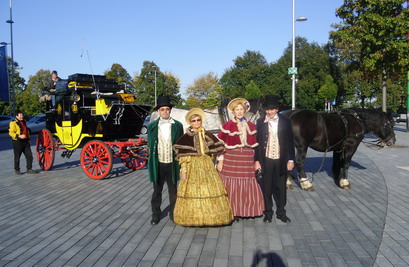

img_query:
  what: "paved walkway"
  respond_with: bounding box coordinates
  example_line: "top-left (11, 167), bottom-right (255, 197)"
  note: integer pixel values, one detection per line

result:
top-left (0, 123), bottom-right (408, 267)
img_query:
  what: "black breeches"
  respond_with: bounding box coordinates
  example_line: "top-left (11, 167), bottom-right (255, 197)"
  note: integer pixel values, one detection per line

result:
top-left (263, 158), bottom-right (287, 217)
top-left (151, 162), bottom-right (177, 220)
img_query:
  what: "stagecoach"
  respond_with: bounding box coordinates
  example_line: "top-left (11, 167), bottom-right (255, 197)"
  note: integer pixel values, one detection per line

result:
top-left (35, 73), bottom-right (151, 179)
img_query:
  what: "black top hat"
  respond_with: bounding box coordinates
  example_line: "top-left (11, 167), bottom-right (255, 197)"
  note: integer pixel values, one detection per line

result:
top-left (263, 95), bottom-right (281, 110)
top-left (155, 95), bottom-right (173, 110)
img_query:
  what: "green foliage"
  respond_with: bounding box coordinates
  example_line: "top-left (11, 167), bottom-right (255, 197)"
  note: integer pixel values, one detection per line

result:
top-left (220, 50), bottom-right (271, 98)
top-left (185, 72), bottom-right (222, 109)
top-left (318, 75), bottom-right (338, 102)
top-left (330, 0), bottom-right (409, 110)
top-left (267, 37), bottom-right (333, 110)
top-left (244, 80), bottom-right (262, 100)
top-left (18, 69), bottom-right (51, 115)
top-left (104, 63), bottom-right (133, 92)
top-left (133, 61), bottom-right (182, 108)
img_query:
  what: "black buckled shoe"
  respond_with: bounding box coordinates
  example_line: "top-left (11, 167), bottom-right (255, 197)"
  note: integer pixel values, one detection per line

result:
top-left (276, 215), bottom-right (291, 223)
top-left (263, 215), bottom-right (272, 223)
top-left (151, 218), bottom-right (160, 226)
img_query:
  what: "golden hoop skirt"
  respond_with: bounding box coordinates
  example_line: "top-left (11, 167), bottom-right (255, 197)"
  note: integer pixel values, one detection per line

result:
top-left (174, 155), bottom-right (234, 226)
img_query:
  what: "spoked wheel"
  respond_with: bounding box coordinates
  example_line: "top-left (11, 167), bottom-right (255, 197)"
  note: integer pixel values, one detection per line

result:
top-left (121, 147), bottom-right (148, 170)
top-left (36, 129), bottom-right (55, 171)
top-left (80, 140), bottom-right (113, 179)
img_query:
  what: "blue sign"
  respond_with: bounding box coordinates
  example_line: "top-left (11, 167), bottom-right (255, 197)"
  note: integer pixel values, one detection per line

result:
top-left (0, 46), bottom-right (9, 102)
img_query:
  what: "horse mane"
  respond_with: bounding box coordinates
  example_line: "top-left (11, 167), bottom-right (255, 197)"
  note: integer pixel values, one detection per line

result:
top-left (343, 107), bottom-right (391, 134)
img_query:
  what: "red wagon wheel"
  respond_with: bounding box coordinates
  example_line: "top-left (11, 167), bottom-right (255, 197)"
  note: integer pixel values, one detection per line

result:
top-left (36, 129), bottom-right (55, 171)
top-left (80, 140), bottom-right (113, 179)
top-left (121, 147), bottom-right (148, 170)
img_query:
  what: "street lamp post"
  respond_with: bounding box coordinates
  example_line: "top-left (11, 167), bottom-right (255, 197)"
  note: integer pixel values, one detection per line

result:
top-left (154, 69), bottom-right (157, 107)
top-left (6, 0), bottom-right (15, 116)
top-left (290, 0), bottom-right (307, 110)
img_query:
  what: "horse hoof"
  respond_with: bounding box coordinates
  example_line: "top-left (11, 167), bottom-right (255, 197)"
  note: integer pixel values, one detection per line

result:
top-left (305, 186), bottom-right (315, 192)
top-left (342, 185), bottom-right (351, 190)
top-left (287, 184), bottom-right (294, 190)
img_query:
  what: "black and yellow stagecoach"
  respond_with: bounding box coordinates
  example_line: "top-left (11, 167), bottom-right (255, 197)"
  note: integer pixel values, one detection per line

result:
top-left (36, 73), bottom-right (151, 179)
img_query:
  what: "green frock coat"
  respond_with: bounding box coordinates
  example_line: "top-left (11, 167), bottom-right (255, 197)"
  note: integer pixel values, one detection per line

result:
top-left (147, 118), bottom-right (184, 184)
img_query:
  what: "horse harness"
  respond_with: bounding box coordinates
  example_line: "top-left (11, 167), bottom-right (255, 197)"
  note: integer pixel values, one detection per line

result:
top-left (303, 111), bottom-right (365, 182)
top-left (320, 110), bottom-right (365, 154)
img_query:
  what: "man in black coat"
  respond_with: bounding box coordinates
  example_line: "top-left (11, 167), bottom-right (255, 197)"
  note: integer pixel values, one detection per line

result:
top-left (255, 95), bottom-right (295, 223)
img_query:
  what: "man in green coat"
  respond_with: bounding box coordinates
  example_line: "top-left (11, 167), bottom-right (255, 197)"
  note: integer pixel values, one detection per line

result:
top-left (147, 96), bottom-right (184, 225)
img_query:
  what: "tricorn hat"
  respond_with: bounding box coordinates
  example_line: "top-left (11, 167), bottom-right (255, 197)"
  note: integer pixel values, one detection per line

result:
top-left (263, 95), bottom-right (281, 110)
top-left (227, 98), bottom-right (250, 112)
top-left (155, 95), bottom-right (173, 110)
top-left (185, 108), bottom-right (206, 124)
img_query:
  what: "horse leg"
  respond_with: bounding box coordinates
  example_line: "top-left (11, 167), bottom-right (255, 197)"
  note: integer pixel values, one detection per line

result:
top-left (338, 157), bottom-right (351, 189)
top-left (286, 171), bottom-right (294, 190)
top-left (332, 151), bottom-right (341, 181)
top-left (338, 143), bottom-right (359, 190)
top-left (295, 146), bottom-right (314, 192)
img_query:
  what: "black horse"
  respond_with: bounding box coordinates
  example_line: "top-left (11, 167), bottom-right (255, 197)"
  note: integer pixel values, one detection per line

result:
top-left (284, 108), bottom-right (396, 190)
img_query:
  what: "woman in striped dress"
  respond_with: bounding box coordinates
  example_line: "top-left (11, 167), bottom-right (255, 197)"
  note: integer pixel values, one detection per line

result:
top-left (217, 98), bottom-right (264, 220)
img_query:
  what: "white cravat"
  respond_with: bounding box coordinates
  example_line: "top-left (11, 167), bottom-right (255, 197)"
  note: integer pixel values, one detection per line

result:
top-left (158, 118), bottom-right (174, 142)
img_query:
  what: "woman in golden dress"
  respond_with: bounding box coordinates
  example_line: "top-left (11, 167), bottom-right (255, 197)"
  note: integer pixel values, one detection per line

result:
top-left (173, 108), bottom-right (234, 226)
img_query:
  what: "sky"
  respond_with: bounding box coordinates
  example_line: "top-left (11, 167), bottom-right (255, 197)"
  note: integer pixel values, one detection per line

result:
top-left (0, 0), bottom-right (344, 93)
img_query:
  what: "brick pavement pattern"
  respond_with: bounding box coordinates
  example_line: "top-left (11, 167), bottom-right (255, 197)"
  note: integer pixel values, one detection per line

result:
top-left (0, 123), bottom-right (408, 266)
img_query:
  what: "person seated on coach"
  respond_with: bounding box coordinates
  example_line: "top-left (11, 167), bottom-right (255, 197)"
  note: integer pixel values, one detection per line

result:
top-left (39, 70), bottom-right (60, 110)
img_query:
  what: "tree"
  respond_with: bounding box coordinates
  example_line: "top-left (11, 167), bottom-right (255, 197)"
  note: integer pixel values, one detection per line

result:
top-left (18, 69), bottom-right (50, 115)
top-left (104, 63), bottom-right (133, 92)
top-left (185, 72), bottom-right (222, 109)
top-left (133, 61), bottom-right (182, 108)
top-left (220, 50), bottom-right (271, 98)
top-left (318, 75), bottom-right (338, 111)
top-left (244, 80), bottom-right (262, 100)
top-left (318, 75), bottom-right (338, 103)
top-left (330, 0), bottom-right (409, 111)
top-left (267, 37), bottom-right (334, 110)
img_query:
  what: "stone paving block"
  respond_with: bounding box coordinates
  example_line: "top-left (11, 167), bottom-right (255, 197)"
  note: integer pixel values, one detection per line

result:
top-left (206, 228), bottom-right (220, 239)
top-left (182, 257), bottom-right (198, 267)
top-left (242, 249), bottom-right (257, 267)
top-left (213, 258), bottom-right (228, 267)
top-left (314, 257), bottom-right (332, 267)
top-left (338, 248), bottom-right (360, 264)
top-left (168, 249), bottom-right (188, 264)
top-left (296, 250), bottom-right (315, 265)
top-left (229, 230), bottom-right (242, 256)
top-left (286, 257), bottom-right (302, 267)
top-left (192, 233), bottom-right (206, 244)
top-left (227, 255), bottom-right (243, 267)
top-left (199, 249), bottom-right (215, 266)
top-left (326, 253), bottom-right (348, 267)
top-left (374, 254), bottom-right (394, 267)
top-left (280, 232), bottom-right (294, 246)
top-left (308, 244), bottom-right (327, 259)
top-left (203, 238), bottom-right (217, 250)
top-left (283, 245), bottom-right (299, 258)
top-left (153, 255), bottom-right (171, 266)
top-left (186, 243), bottom-right (203, 258)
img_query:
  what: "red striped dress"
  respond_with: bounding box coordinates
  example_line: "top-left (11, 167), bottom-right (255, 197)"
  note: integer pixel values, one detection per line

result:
top-left (218, 119), bottom-right (264, 217)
